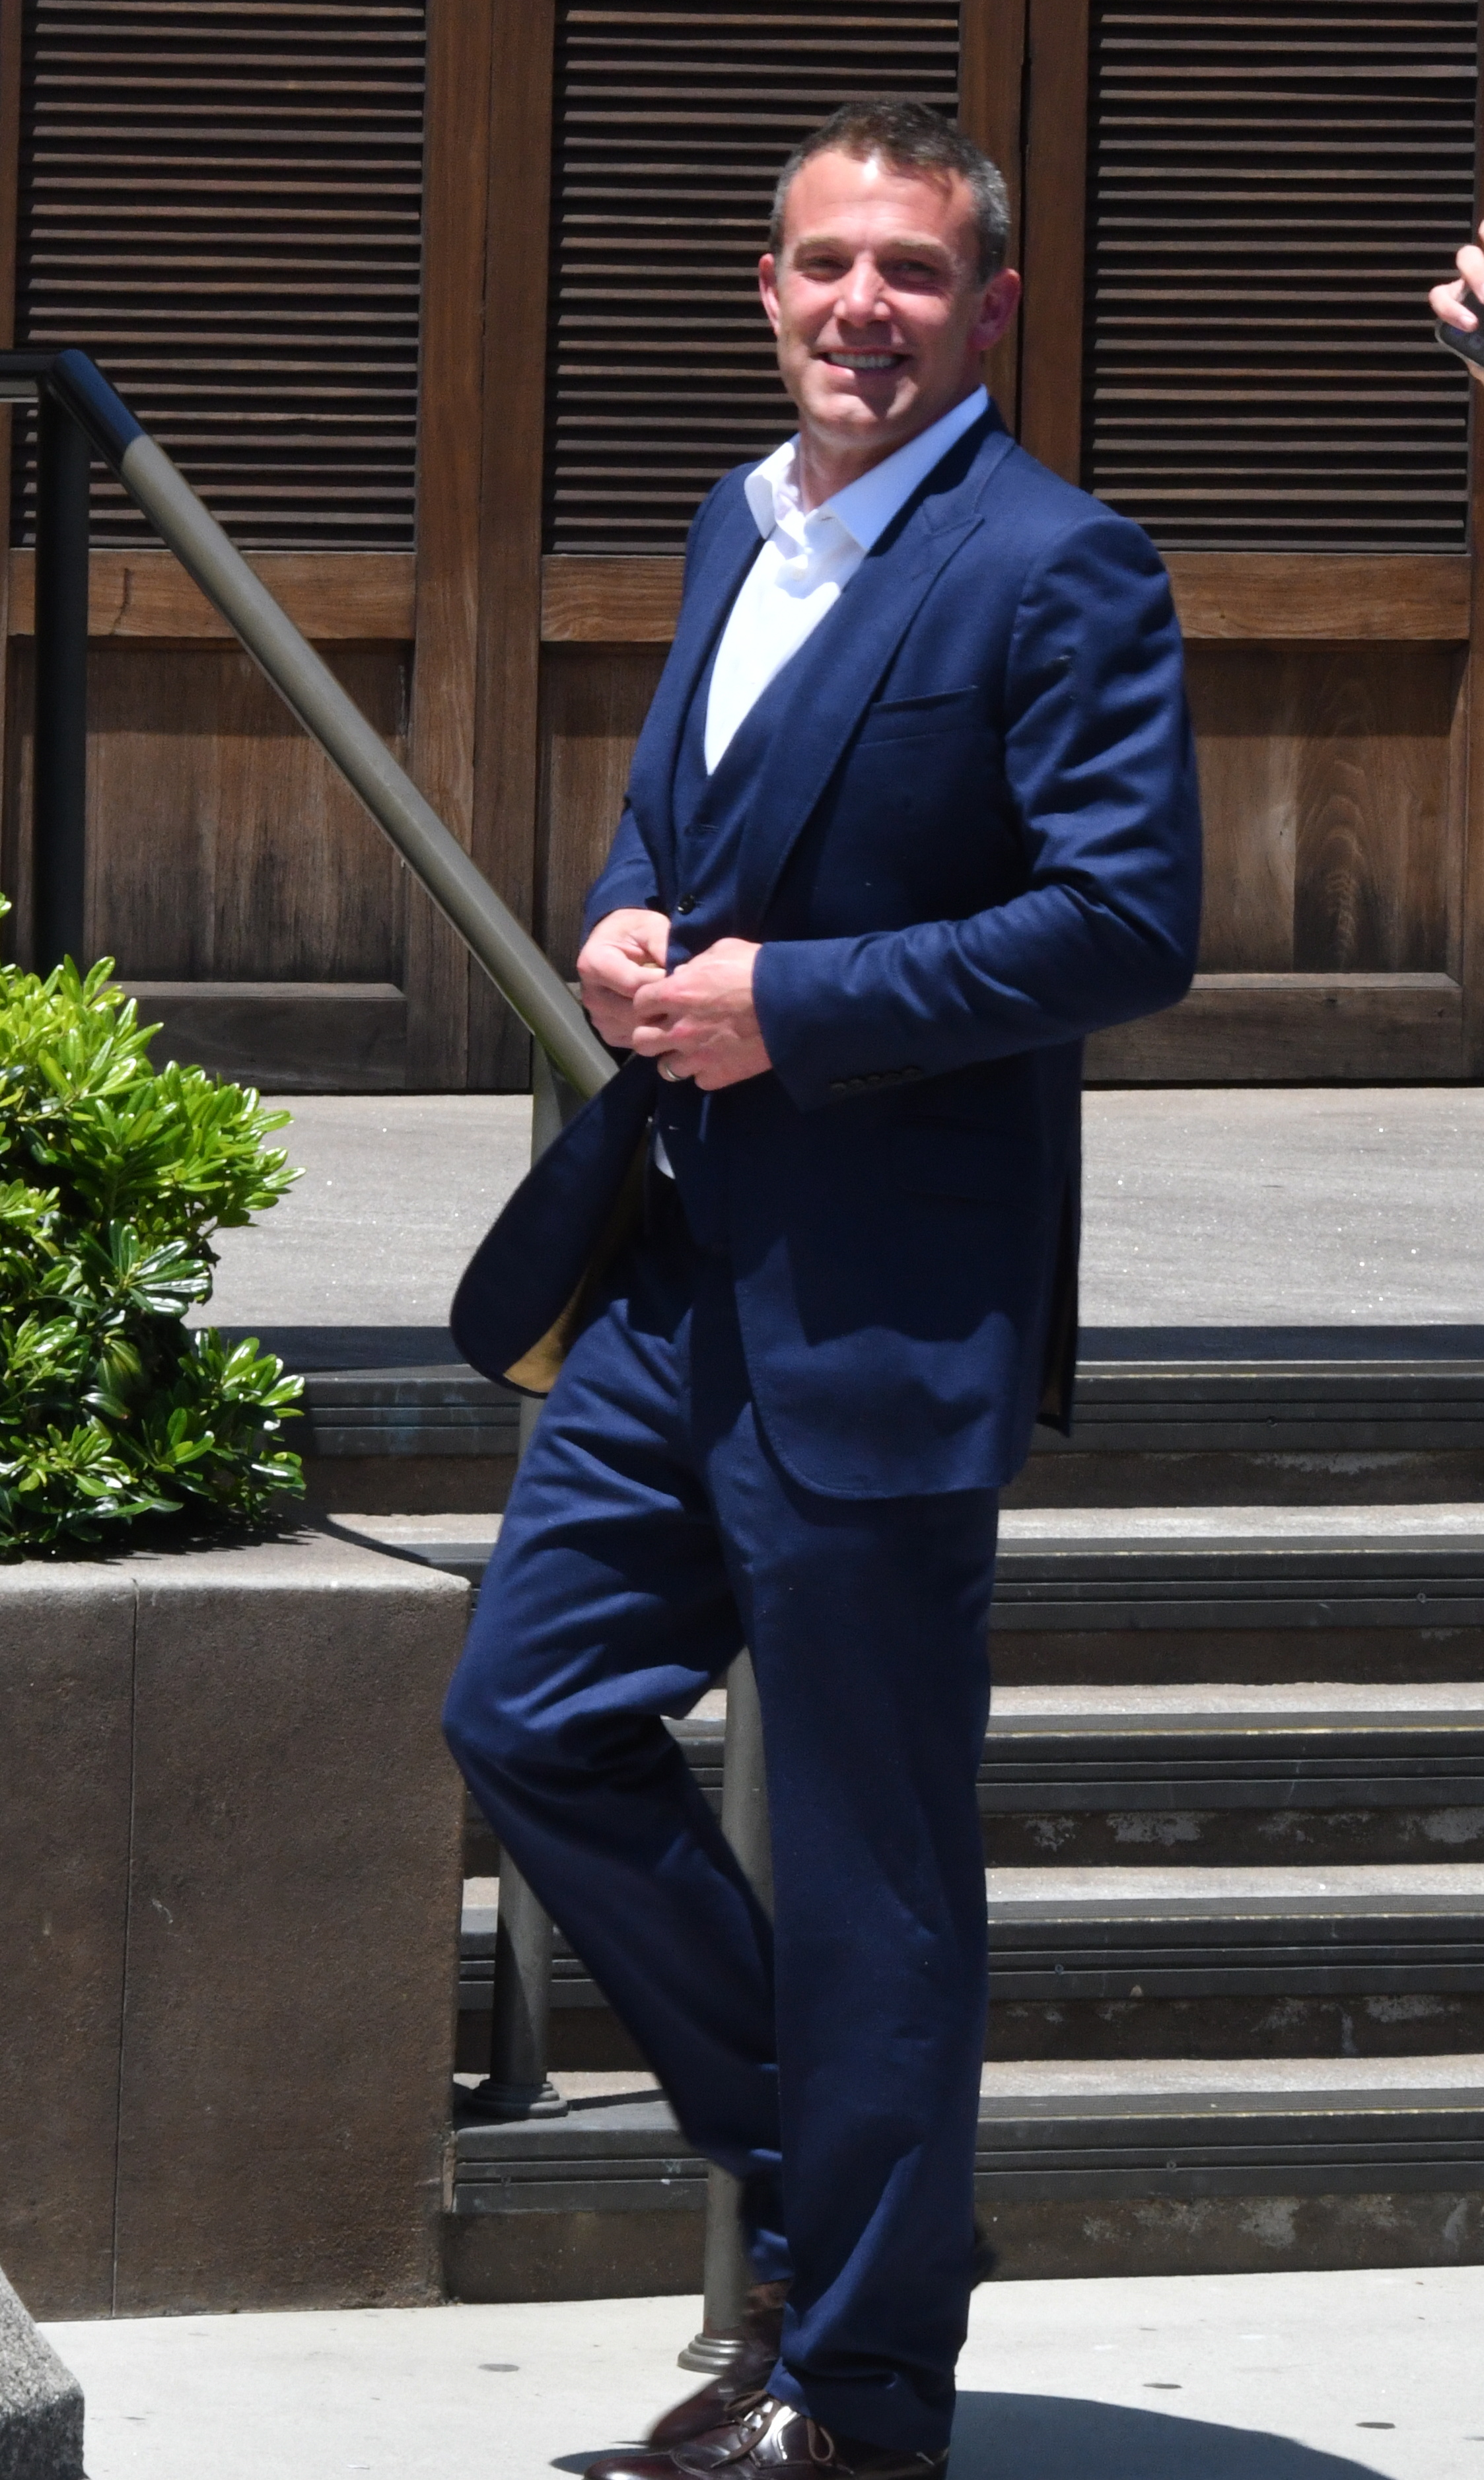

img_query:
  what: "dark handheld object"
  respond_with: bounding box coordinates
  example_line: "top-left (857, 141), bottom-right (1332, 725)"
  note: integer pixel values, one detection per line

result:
top-left (1435, 300), bottom-right (1484, 369)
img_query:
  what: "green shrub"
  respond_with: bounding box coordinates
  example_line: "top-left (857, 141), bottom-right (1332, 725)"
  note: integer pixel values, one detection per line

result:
top-left (0, 895), bottom-right (303, 1555)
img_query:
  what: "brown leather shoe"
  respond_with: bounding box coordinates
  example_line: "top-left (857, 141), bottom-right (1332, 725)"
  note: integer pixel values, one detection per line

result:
top-left (645, 2218), bottom-right (990, 2454)
top-left (589, 2392), bottom-right (948, 2480)
top-left (646, 2283), bottom-right (789, 2448)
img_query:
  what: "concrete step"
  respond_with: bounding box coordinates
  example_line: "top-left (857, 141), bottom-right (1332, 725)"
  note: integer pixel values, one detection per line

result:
top-left (456, 1865), bottom-right (1484, 2072)
top-left (444, 2054), bottom-right (1484, 2299)
top-left (337, 1503), bottom-right (1484, 1682)
top-left (451, 1682), bottom-right (1484, 1873)
top-left (296, 1329), bottom-right (1484, 1512)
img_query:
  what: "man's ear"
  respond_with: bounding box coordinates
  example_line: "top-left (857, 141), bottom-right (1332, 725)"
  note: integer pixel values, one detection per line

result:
top-left (758, 251), bottom-right (783, 337)
top-left (971, 267), bottom-right (1021, 356)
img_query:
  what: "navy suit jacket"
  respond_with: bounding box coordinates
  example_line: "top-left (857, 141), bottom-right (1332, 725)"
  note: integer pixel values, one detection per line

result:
top-left (455, 407), bottom-right (1201, 1499)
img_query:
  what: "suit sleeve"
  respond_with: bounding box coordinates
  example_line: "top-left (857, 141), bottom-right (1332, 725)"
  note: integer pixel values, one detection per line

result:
top-left (582, 798), bottom-right (661, 936)
top-left (752, 509), bottom-right (1203, 1112)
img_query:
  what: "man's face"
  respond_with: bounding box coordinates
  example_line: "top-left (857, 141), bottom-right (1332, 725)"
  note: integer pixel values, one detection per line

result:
top-left (758, 149), bottom-right (1018, 469)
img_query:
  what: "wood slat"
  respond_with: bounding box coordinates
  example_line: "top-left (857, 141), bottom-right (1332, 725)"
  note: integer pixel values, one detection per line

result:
top-left (127, 980), bottom-right (407, 1092)
top-left (468, 0), bottom-right (556, 1090)
top-left (402, 0), bottom-right (494, 1086)
top-left (1082, 2), bottom-right (1478, 549)
top-left (10, 0), bottom-right (425, 550)
top-left (1166, 552), bottom-right (1473, 641)
top-left (543, 2), bottom-right (962, 556)
top-left (1086, 972), bottom-right (1466, 1082)
top-left (5, 546), bottom-right (415, 637)
top-left (539, 551), bottom-right (1474, 644)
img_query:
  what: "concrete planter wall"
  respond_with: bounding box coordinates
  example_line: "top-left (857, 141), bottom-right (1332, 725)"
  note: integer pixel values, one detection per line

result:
top-left (0, 1529), bottom-right (468, 2320)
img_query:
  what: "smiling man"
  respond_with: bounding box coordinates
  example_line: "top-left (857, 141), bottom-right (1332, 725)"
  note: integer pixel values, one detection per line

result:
top-left (444, 99), bottom-right (1201, 2480)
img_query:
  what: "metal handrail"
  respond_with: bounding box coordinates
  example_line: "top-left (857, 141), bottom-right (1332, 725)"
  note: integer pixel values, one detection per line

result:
top-left (2, 344), bottom-right (761, 2367)
top-left (0, 347), bottom-right (615, 1101)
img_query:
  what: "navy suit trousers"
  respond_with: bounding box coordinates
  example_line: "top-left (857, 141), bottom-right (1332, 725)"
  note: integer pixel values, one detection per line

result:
top-left (443, 1189), bottom-right (999, 2452)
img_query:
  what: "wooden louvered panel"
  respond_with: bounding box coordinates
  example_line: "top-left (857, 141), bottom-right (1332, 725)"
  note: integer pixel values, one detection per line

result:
top-left (1082, 3), bottom-right (1478, 550)
top-left (11, 0), bottom-right (425, 549)
top-left (545, 3), bottom-right (960, 555)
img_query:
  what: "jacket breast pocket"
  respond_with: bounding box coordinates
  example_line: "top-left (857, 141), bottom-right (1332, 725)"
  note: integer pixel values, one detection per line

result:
top-left (855, 684), bottom-right (983, 746)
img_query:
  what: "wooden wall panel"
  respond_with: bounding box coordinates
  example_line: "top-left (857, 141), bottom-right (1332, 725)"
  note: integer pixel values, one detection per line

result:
top-left (0, 0), bottom-right (21, 946)
top-left (1184, 649), bottom-right (1297, 974)
top-left (537, 644), bottom-right (666, 979)
top-left (958, 0), bottom-right (1028, 427)
top-left (8, 643), bottom-right (408, 981)
top-left (1017, 0), bottom-right (1087, 480)
top-left (1187, 646), bottom-right (1460, 983)
top-left (404, 0), bottom-right (495, 1087)
top-left (1290, 651), bottom-right (1459, 975)
top-left (468, 0), bottom-right (557, 1090)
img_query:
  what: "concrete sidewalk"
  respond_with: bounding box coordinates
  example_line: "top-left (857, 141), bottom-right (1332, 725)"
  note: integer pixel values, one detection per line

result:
top-left (194, 1088), bottom-right (1484, 1351)
top-left (43, 2265), bottom-right (1484, 2480)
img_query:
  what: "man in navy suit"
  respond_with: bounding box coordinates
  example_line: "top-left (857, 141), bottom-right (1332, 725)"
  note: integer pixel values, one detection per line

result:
top-left (444, 98), bottom-right (1200, 2480)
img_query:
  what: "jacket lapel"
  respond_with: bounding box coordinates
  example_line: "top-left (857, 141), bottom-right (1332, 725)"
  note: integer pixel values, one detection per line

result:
top-left (736, 415), bottom-right (1016, 929)
top-left (626, 478), bottom-right (762, 861)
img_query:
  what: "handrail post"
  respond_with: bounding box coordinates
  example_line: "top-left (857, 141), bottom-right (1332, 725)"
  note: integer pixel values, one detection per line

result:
top-left (34, 387), bottom-right (90, 968)
top-left (467, 1045), bottom-right (581, 2121)
top-left (680, 1650), bottom-right (772, 2374)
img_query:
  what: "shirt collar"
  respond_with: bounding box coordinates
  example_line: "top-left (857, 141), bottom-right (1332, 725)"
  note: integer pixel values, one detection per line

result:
top-left (743, 386), bottom-right (989, 551)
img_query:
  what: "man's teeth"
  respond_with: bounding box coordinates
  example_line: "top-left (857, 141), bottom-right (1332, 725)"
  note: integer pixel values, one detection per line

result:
top-left (825, 352), bottom-right (901, 369)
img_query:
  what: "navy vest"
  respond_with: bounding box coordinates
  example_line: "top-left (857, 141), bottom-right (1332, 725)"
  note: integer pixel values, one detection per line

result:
top-left (654, 618), bottom-right (834, 1246)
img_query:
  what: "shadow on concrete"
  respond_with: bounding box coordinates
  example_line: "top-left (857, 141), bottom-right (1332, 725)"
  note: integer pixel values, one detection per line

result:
top-left (948, 2393), bottom-right (1390, 2479)
top-left (549, 2392), bottom-right (1392, 2479)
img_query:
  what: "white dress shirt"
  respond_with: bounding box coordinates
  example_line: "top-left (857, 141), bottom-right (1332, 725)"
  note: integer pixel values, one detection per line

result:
top-left (703, 386), bottom-right (989, 773)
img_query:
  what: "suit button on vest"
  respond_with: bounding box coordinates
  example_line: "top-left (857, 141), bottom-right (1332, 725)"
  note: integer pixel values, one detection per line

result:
top-left (675, 893), bottom-right (697, 914)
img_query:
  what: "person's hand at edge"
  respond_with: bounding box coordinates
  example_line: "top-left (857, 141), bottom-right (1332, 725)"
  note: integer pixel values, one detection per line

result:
top-left (577, 908), bottom-right (672, 1047)
top-left (1431, 223), bottom-right (1484, 367)
top-left (630, 939), bottom-right (773, 1090)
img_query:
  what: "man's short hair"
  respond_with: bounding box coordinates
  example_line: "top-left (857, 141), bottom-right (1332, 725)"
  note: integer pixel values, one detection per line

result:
top-left (768, 98), bottom-right (1011, 283)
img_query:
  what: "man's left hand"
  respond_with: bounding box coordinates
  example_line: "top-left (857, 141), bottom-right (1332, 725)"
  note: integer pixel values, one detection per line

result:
top-left (629, 939), bottom-right (772, 1090)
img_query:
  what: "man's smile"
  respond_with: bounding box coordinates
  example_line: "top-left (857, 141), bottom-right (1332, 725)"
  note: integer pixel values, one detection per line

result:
top-left (818, 347), bottom-right (908, 371)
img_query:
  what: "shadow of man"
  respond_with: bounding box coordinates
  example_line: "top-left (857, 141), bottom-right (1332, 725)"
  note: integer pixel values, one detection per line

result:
top-left (948, 2392), bottom-right (1392, 2479)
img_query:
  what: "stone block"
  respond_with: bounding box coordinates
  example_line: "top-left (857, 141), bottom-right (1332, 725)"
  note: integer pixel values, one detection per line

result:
top-left (1, 1528), bottom-right (468, 2319)
top-left (444, 2207), bottom-right (703, 2304)
top-left (112, 1530), bottom-right (468, 2314)
top-left (0, 2262), bottom-right (83, 2480)
top-left (0, 1571), bottom-right (135, 2318)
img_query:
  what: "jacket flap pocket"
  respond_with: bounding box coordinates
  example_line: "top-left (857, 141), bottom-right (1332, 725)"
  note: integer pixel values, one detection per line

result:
top-left (855, 684), bottom-right (982, 744)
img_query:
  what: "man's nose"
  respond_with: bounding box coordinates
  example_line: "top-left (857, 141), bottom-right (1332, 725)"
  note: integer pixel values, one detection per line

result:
top-left (835, 261), bottom-right (890, 326)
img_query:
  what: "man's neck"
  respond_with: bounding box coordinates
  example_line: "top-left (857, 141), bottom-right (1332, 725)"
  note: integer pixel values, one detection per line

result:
top-left (793, 379), bottom-right (980, 511)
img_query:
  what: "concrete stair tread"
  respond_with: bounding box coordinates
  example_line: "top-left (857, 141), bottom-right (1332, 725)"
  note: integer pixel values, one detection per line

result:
top-left (977, 1864), bottom-right (1484, 1917)
top-left (976, 2052), bottom-right (1484, 2099)
top-left (450, 2057), bottom-right (1484, 2179)
top-left (461, 1867), bottom-right (1484, 1953)
top-left (1002, 1503), bottom-right (1484, 1541)
top-left (334, 1508), bottom-right (1484, 1609)
top-left (985, 1681), bottom-right (1484, 1718)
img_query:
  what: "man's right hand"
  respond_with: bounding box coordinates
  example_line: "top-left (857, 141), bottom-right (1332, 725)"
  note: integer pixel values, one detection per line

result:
top-left (577, 907), bottom-right (672, 1047)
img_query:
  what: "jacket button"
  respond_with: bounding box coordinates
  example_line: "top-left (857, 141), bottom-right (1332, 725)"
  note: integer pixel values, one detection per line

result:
top-left (674, 894), bottom-right (697, 915)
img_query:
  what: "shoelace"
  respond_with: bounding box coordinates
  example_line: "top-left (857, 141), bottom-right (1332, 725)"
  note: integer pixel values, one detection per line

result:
top-left (710, 2395), bottom-right (839, 2471)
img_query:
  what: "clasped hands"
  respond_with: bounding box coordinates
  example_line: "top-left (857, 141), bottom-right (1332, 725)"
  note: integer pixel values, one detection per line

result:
top-left (576, 908), bottom-right (772, 1090)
